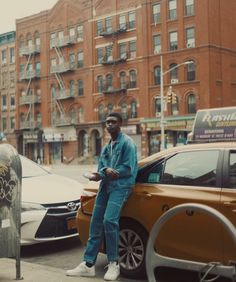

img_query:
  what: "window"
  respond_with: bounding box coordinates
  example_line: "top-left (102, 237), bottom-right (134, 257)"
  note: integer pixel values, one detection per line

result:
top-left (185, 0), bottom-right (194, 16)
top-left (69, 27), bottom-right (75, 41)
top-left (78, 79), bottom-right (84, 96)
top-left (69, 53), bottom-right (75, 69)
top-left (153, 34), bottom-right (161, 54)
top-left (1, 49), bottom-right (7, 65)
top-left (169, 31), bottom-right (178, 51)
top-left (169, 0), bottom-right (177, 20)
top-left (154, 66), bottom-right (161, 85)
top-left (10, 95), bottom-right (15, 109)
top-left (10, 117), bottom-right (15, 130)
top-left (155, 97), bottom-right (161, 116)
top-left (96, 20), bottom-right (103, 35)
top-left (119, 14), bottom-right (126, 29)
top-left (169, 63), bottom-right (178, 80)
top-left (128, 11), bottom-right (136, 29)
top-left (105, 17), bottom-right (112, 32)
top-left (120, 71), bottom-right (126, 89)
top-left (35, 62), bottom-right (41, 77)
top-left (229, 152), bottom-right (236, 188)
top-left (105, 45), bottom-right (113, 62)
top-left (69, 80), bottom-right (75, 96)
top-left (36, 112), bottom-right (42, 128)
top-left (2, 118), bottom-right (7, 131)
top-left (98, 104), bottom-right (105, 121)
top-left (138, 150), bottom-right (219, 186)
top-left (153, 3), bottom-right (161, 24)
top-left (77, 25), bottom-right (83, 41)
top-left (77, 51), bottom-right (84, 67)
top-left (10, 47), bottom-right (15, 63)
top-left (2, 95), bottom-right (7, 110)
top-left (121, 102), bottom-right (128, 120)
top-left (97, 75), bottom-right (103, 92)
top-left (105, 74), bottom-right (113, 90)
top-left (186, 27), bottom-right (195, 48)
top-left (119, 43), bottom-right (126, 59)
top-left (78, 107), bottom-right (84, 122)
top-left (171, 96), bottom-right (179, 115)
top-left (97, 48), bottom-right (103, 64)
top-left (35, 36), bottom-right (40, 47)
top-left (50, 32), bottom-right (56, 47)
top-left (10, 71), bottom-right (15, 83)
top-left (187, 93), bottom-right (196, 114)
top-left (129, 70), bottom-right (137, 88)
top-left (129, 41), bottom-right (136, 58)
top-left (187, 61), bottom-right (196, 81)
top-left (131, 101), bottom-right (137, 118)
top-left (107, 104), bottom-right (114, 115)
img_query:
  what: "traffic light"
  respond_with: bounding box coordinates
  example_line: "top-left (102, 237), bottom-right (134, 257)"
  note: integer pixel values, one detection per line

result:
top-left (167, 91), bottom-right (172, 103)
top-left (171, 92), bottom-right (177, 104)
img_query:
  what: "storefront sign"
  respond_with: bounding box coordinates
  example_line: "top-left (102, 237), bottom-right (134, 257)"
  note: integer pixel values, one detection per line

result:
top-left (23, 131), bottom-right (38, 143)
top-left (121, 125), bottom-right (137, 135)
top-left (43, 127), bottom-right (77, 142)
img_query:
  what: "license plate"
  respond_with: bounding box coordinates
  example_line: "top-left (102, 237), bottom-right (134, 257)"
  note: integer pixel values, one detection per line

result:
top-left (67, 217), bottom-right (77, 230)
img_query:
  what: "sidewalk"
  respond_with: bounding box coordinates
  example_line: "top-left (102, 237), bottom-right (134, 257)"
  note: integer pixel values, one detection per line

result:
top-left (0, 258), bottom-right (107, 282)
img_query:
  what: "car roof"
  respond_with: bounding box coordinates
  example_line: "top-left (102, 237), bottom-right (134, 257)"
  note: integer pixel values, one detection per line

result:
top-left (138, 142), bottom-right (236, 167)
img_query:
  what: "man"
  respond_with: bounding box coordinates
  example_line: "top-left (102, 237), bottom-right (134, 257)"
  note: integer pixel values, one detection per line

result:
top-left (66, 112), bottom-right (138, 281)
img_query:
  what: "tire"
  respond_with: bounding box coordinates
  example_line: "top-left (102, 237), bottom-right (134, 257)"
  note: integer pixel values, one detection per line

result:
top-left (119, 219), bottom-right (148, 279)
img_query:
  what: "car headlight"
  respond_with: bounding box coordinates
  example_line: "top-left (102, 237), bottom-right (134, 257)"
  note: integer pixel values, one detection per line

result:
top-left (21, 202), bottom-right (46, 212)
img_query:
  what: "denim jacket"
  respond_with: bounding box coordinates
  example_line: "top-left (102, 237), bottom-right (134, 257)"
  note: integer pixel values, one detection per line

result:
top-left (97, 132), bottom-right (138, 191)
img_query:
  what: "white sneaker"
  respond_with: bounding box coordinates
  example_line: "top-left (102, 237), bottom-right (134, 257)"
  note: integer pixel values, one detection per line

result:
top-left (104, 262), bottom-right (120, 281)
top-left (66, 261), bottom-right (95, 277)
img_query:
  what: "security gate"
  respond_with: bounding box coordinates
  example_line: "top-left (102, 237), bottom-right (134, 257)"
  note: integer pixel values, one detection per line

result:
top-left (0, 144), bottom-right (22, 279)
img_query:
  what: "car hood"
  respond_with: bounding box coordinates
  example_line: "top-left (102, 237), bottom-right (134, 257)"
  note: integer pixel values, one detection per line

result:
top-left (22, 174), bottom-right (84, 204)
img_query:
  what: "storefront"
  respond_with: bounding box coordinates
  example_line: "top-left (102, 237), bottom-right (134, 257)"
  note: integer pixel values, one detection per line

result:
top-left (140, 115), bottom-right (195, 158)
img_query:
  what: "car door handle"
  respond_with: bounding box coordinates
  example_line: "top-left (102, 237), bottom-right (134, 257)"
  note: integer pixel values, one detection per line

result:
top-left (223, 201), bottom-right (236, 207)
top-left (135, 192), bottom-right (152, 198)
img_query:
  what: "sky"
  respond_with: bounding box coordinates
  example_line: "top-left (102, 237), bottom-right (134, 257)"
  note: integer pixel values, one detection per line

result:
top-left (0, 0), bottom-right (58, 34)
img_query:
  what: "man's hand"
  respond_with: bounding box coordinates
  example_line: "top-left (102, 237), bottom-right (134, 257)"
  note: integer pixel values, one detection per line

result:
top-left (105, 168), bottom-right (119, 180)
top-left (84, 172), bottom-right (101, 181)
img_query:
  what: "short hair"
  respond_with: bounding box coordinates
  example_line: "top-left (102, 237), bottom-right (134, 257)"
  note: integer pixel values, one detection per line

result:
top-left (106, 112), bottom-right (123, 123)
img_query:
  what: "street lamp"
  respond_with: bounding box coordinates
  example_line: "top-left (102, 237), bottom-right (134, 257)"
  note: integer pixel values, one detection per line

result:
top-left (160, 55), bottom-right (194, 151)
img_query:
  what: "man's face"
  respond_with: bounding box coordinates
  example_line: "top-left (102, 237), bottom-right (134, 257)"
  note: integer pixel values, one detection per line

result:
top-left (105, 117), bottom-right (121, 134)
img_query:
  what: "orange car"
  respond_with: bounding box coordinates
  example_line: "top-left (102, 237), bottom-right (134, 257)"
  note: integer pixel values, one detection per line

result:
top-left (77, 142), bottom-right (236, 278)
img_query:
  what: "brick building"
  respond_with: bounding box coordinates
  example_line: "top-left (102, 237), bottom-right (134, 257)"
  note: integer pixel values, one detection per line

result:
top-left (15, 0), bottom-right (236, 163)
top-left (0, 31), bottom-right (16, 146)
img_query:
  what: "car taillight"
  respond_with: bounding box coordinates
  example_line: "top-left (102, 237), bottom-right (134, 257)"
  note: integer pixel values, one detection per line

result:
top-left (80, 192), bottom-right (96, 215)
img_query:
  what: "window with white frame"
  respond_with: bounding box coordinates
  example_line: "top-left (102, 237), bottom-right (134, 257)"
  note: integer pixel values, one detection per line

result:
top-left (119, 14), bottom-right (126, 29)
top-left (131, 101), bottom-right (137, 118)
top-left (106, 74), bottom-right (113, 90)
top-left (1, 49), bottom-right (7, 65)
top-left (153, 34), bottom-right (161, 54)
top-left (10, 47), bottom-right (15, 63)
top-left (169, 63), bottom-right (178, 80)
top-left (105, 17), bottom-right (112, 32)
top-left (77, 25), bottom-right (83, 41)
top-left (2, 118), bottom-right (7, 131)
top-left (169, 31), bottom-right (178, 50)
top-left (105, 45), bottom-right (113, 62)
top-left (129, 70), bottom-right (137, 88)
top-left (128, 11), bottom-right (136, 29)
top-left (35, 36), bottom-right (40, 47)
top-left (97, 48), bottom-right (103, 64)
top-left (77, 51), bottom-right (84, 67)
top-left (50, 32), bottom-right (56, 47)
top-left (129, 41), bottom-right (136, 58)
top-left (185, 0), bottom-right (194, 16)
top-left (78, 79), bottom-right (84, 96)
top-left (120, 71), bottom-right (126, 89)
top-left (119, 43), bottom-right (126, 59)
top-left (187, 61), bottom-right (196, 81)
top-left (79, 107), bottom-right (84, 122)
top-left (187, 93), bottom-right (196, 113)
top-left (154, 66), bottom-right (161, 85)
top-left (10, 116), bottom-right (15, 130)
top-left (121, 102), bottom-right (128, 120)
top-left (153, 3), bottom-right (161, 24)
top-left (96, 20), bottom-right (103, 35)
top-left (186, 27), bottom-right (195, 48)
top-left (169, 0), bottom-right (177, 20)
top-left (69, 27), bottom-right (75, 41)
top-left (97, 75), bottom-right (103, 92)
top-left (2, 95), bottom-right (7, 111)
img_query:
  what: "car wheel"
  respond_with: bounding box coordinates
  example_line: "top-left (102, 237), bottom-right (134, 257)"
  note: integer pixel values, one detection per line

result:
top-left (119, 220), bottom-right (148, 279)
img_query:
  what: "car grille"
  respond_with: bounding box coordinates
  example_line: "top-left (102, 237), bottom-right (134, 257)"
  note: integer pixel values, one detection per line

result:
top-left (35, 200), bottom-right (80, 239)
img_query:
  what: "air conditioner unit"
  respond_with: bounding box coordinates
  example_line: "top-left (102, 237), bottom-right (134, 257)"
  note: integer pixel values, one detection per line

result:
top-left (171, 78), bottom-right (179, 84)
top-left (186, 42), bottom-right (195, 48)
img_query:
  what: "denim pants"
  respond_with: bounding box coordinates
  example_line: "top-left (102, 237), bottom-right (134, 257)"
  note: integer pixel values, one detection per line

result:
top-left (83, 184), bottom-right (131, 264)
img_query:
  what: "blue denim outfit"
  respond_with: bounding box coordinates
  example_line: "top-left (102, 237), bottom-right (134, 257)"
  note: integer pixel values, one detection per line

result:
top-left (84, 132), bottom-right (138, 264)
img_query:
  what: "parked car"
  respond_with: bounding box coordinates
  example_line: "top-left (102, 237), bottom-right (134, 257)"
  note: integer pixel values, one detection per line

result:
top-left (77, 142), bottom-right (236, 278)
top-left (20, 155), bottom-right (84, 245)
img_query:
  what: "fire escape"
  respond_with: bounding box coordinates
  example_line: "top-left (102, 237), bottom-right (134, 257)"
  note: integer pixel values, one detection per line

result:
top-left (50, 34), bottom-right (77, 126)
top-left (19, 41), bottom-right (41, 129)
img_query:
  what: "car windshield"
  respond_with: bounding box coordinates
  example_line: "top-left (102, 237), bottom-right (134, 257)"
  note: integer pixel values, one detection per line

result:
top-left (20, 155), bottom-right (50, 178)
